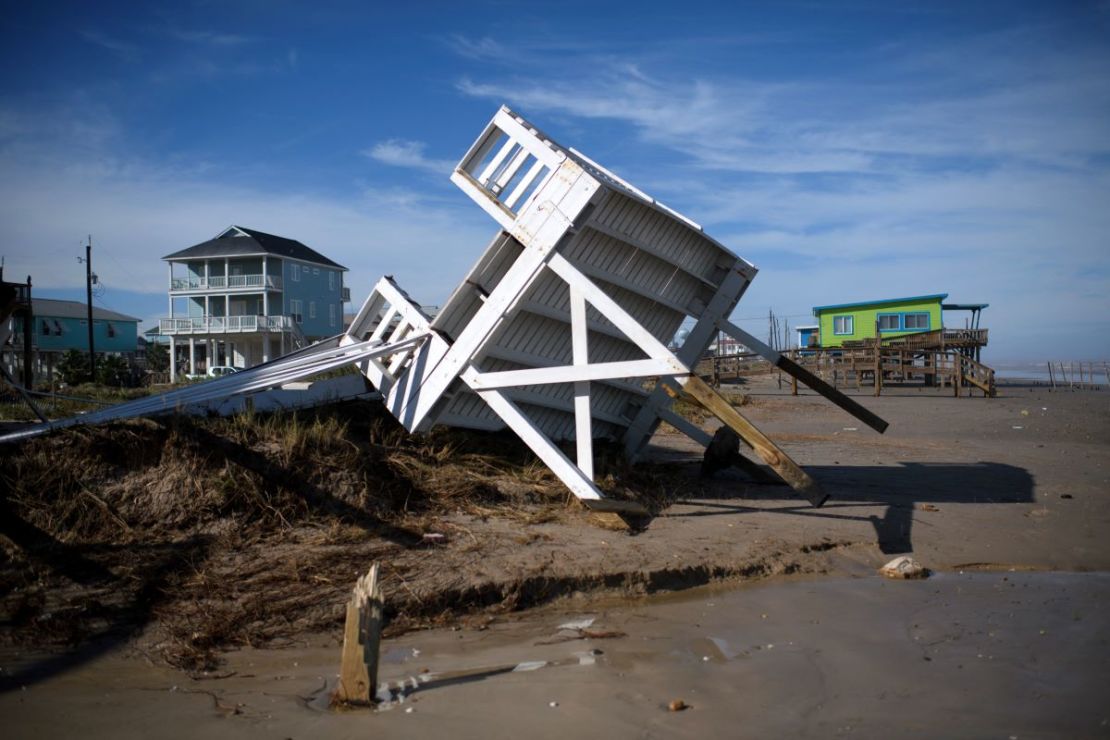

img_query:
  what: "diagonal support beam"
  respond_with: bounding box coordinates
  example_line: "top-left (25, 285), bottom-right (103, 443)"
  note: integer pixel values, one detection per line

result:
top-left (717, 318), bottom-right (889, 434)
top-left (546, 253), bottom-right (684, 367)
top-left (678, 375), bottom-right (828, 507)
top-left (463, 368), bottom-right (647, 516)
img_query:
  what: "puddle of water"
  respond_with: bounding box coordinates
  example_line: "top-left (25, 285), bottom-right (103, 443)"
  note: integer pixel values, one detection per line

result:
top-left (2, 572), bottom-right (1108, 738)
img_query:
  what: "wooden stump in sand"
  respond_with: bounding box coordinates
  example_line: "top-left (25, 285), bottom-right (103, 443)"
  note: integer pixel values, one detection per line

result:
top-left (333, 564), bottom-right (383, 706)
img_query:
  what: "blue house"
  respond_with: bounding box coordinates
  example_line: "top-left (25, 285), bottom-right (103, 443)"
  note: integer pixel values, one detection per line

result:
top-left (1, 298), bottom-right (140, 383)
top-left (160, 226), bottom-right (349, 378)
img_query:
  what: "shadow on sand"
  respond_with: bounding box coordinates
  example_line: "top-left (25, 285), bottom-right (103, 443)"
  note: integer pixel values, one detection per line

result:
top-left (676, 460), bottom-right (1034, 554)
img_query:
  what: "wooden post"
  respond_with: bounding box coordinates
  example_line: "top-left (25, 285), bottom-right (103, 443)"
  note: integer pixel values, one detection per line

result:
top-left (1047, 362), bottom-right (1054, 389)
top-left (334, 564), bottom-right (383, 706)
top-left (791, 370), bottom-right (798, 396)
top-left (873, 344), bottom-right (882, 396)
top-left (954, 354), bottom-right (962, 397)
top-left (680, 375), bottom-right (827, 507)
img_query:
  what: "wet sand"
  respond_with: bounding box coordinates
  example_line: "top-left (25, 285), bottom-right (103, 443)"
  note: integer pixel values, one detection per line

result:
top-left (3, 570), bottom-right (1107, 738)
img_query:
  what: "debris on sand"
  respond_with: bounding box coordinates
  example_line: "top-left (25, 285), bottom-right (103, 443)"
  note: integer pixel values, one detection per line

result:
top-left (880, 556), bottom-right (929, 579)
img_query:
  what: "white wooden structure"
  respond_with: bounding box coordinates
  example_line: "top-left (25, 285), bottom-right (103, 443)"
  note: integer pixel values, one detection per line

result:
top-left (342, 107), bottom-right (885, 512)
top-left (2, 106), bottom-right (886, 515)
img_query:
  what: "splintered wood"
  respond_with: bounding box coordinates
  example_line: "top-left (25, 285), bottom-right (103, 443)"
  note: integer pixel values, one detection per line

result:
top-left (333, 563), bottom-right (383, 706)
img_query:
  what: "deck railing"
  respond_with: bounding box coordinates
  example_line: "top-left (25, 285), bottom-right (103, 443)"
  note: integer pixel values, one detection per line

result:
top-left (158, 315), bottom-right (294, 335)
top-left (882, 327), bottom-right (989, 350)
top-left (170, 274), bottom-right (282, 291)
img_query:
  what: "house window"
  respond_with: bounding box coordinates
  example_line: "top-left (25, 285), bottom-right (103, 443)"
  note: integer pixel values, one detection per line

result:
top-left (291, 265), bottom-right (300, 282)
top-left (107, 323), bottom-right (116, 338)
top-left (313, 267), bottom-right (319, 276)
top-left (41, 320), bottom-right (50, 336)
top-left (290, 299), bottom-right (303, 323)
top-left (833, 315), bottom-right (853, 335)
top-left (53, 320), bottom-right (63, 335)
top-left (328, 271), bottom-right (335, 291)
top-left (329, 304), bottom-right (336, 326)
top-left (878, 314), bottom-right (900, 332)
top-left (904, 313), bottom-right (929, 330)
top-left (309, 301), bottom-right (316, 319)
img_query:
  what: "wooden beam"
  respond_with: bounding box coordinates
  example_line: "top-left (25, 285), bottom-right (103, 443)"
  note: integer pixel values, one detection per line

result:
top-left (679, 375), bottom-right (828, 507)
top-left (334, 564), bottom-right (383, 706)
top-left (716, 319), bottom-right (889, 434)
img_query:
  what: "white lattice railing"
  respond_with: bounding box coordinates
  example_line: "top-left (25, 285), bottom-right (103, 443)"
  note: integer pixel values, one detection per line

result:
top-left (158, 315), bottom-right (294, 334)
top-left (170, 275), bottom-right (282, 291)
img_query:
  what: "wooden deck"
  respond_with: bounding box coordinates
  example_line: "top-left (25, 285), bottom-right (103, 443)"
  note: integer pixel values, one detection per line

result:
top-left (700, 344), bottom-right (996, 398)
top-left (875, 327), bottom-right (989, 351)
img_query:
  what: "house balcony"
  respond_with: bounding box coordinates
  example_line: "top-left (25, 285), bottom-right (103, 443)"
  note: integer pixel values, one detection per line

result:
top-left (170, 274), bottom-right (283, 292)
top-left (159, 315), bottom-right (295, 335)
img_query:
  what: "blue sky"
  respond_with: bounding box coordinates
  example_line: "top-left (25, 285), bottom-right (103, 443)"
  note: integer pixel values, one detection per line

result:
top-left (1, 0), bottom-right (1107, 363)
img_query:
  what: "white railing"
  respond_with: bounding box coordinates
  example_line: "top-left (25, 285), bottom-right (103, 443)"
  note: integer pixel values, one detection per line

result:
top-left (159, 315), bottom-right (294, 335)
top-left (169, 275), bottom-right (282, 291)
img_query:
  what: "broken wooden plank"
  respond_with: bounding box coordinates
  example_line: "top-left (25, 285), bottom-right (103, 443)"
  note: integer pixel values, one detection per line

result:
top-left (334, 563), bottom-right (383, 706)
top-left (679, 375), bottom-right (827, 507)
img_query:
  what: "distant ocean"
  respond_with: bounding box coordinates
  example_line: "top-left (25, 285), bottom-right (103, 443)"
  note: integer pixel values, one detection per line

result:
top-left (994, 363), bottom-right (1108, 384)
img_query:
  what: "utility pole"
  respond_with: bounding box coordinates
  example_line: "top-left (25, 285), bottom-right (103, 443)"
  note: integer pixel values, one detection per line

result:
top-left (81, 236), bottom-right (96, 381)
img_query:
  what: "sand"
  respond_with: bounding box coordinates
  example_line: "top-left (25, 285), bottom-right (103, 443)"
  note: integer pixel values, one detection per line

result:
top-left (2, 377), bottom-right (1108, 736)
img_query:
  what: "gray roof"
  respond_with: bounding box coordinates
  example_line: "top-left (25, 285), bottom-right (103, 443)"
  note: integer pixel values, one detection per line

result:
top-left (32, 298), bottom-right (139, 322)
top-left (162, 225), bottom-right (347, 269)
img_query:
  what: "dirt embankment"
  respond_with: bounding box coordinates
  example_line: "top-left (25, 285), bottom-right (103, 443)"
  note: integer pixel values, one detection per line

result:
top-left (2, 378), bottom-right (1108, 675)
top-left (0, 401), bottom-right (692, 671)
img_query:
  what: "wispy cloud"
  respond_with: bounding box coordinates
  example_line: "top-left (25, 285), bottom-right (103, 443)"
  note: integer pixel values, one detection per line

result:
top-left (170, 29), bottom-right (257, 46)
top-left (362, 139), bottom-right (456, 174)
top-left (78, 29), bottom-right (140, 62)
top-left (446, 34), bottom-right (507, 61)
top-left (456, 24), bottom-right (1110, 176)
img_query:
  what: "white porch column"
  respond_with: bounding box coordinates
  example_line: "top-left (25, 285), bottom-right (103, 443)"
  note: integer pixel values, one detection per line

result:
top-left (262, 334), bottom-right (271, 363)
top-left (204, 260), bottom-right (210, 288)
top-left (169, 336), bottom-right (177, 382)
top-left (262, 256), bottom-right (269, 317)
top-left (188, 337), bottom-right (196, 375)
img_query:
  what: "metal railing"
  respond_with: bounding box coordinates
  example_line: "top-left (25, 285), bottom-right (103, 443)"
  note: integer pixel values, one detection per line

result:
top-left (170, 274), bottom-right (282, 291)
top-left (158, 315), bottom-right (294, 335)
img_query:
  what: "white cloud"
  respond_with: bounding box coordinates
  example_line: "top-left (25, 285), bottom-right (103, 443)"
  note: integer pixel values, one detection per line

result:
top-left (78, 29), bottom-right (140, 62)
top-left (362, 139), bottom-right (456, 174)
top-left (446, 35), bottom-right (508, 61)
top-left (170, 30), bottom-right (257, 47)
